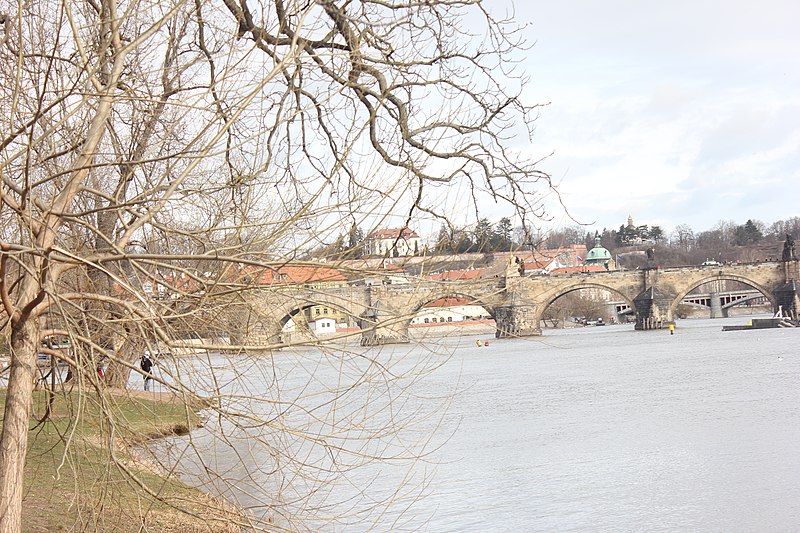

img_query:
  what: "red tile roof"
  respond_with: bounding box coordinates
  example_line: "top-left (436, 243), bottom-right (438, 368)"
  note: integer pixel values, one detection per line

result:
top-left (425, 268), bottom-right (487, 281)
top-left (255, 265), bottom-right (347, 285)
top-left (367, 227), bottom-right (420, 239)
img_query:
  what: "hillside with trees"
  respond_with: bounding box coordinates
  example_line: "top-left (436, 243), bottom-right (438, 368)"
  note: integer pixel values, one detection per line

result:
top-left (543, 216), bottom-right (799, 269)
top-left (326, 216), bottom-right (798, 267)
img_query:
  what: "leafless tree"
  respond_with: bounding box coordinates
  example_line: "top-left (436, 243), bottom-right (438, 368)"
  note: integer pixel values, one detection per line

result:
top-left (0, 0), bottom-right (555, 530)
top-left (670, 223), bottom-right (696, 252)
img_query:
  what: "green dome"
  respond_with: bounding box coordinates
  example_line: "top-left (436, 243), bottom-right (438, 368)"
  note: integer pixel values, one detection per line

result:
top-left (585, 235), bottom-right (612, 265)
top-left (585, 245), bottom-right (612, 261)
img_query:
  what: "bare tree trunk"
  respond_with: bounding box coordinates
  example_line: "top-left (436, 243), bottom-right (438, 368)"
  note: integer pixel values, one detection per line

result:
top-left (0, 319), bottom-right (38, 531)
top-left (105, 334), bottom-right (143, 389)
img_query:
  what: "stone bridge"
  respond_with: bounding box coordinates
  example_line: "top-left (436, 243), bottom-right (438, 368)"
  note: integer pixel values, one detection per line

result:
top-left (232, 260), bottom-right (799, 346)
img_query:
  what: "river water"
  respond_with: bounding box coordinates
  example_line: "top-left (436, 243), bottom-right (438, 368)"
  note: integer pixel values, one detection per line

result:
top-left (151, 316), bottom-right (800, 532)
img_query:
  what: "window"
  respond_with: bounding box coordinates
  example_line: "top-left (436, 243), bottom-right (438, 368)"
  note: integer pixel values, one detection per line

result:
top-left (315, 308), bottom-right (320, 315)
top-left (424, 318), bottom-right (429, 324)
top-left (447, 317), bottom-right (453, 322)
top-left (324, 308), bottom-right (328, 315)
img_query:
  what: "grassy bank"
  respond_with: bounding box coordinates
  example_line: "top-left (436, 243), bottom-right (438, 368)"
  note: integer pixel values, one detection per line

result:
top-left (2, 387), bottom-right (243, 532)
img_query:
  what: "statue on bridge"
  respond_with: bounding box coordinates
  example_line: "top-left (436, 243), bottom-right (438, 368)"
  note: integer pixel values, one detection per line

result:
top-left (782, 234), bottom-right (796, 261)
top-left (645, 247), bottom-right (656, 269)
top-left (515, 256), bottom-right (526, 276)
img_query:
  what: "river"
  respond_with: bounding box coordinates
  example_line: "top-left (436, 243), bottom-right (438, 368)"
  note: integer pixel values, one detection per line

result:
top-left (150, 316), bottom-right (800, 532)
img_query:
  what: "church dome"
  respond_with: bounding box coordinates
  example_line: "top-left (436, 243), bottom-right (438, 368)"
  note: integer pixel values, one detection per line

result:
top-left (585, 244), bottom-right (612, 261)
top-left (584, 235), bottom-right (613, 268)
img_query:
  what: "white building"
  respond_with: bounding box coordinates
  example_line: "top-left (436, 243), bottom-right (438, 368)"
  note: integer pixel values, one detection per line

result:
top-left (364, 227), bottom-right (422, 257)
top-left (410, 298), bottom-right (492, 325)
top-left (310, 317), bottom-right (337, 331)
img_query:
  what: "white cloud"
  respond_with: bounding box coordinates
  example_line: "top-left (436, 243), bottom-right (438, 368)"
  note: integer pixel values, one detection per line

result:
top-left (502, 0), bottom-right (800, 233)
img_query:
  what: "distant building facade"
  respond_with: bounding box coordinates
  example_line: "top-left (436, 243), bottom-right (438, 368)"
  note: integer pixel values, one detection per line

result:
top-left (364, 227), bottom-right (422, 257)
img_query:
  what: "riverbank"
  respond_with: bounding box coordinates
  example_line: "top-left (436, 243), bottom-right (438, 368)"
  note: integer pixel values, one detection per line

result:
top-left (6, 388), bottom-right (245, 532)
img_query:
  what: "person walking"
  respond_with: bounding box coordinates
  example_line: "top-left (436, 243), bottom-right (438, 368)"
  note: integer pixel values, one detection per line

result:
top-left (140, 354), bottom-right (154, 391)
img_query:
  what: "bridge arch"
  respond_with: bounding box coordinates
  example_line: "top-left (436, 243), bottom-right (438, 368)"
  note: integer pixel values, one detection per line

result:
top-left (273, 298), bottom-right (368, 328)
top-left (539, 282), bottom-right (637, 325)
top-left (402, 291), bottom-right (499, 330)
top-left (242, 289), bottom-right (371, 346)
top-left (669, 274), bottom-right (777, 316)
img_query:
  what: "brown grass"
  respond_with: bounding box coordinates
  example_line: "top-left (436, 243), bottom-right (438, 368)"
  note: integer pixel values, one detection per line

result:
top-left (1, 387), bottom-right (250, 532)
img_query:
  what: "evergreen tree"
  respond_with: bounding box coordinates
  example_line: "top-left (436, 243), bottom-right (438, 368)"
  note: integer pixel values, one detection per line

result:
top-left (616, 224), bottom-right (640, 246)
top-left (434, 224), bottom-right (451, 255)
top-left (734, 219), bottom-right (764, 245)
top-left (454, 229), bottom-right (475, 253)
top-left (493, 217), bottom-right (513, 251)
top-left (473, 218), bottom-right (493, 251)
top-left (648, 225), bottom-right (665, 243)
top-left (346, 224), bottom-right (364, 258)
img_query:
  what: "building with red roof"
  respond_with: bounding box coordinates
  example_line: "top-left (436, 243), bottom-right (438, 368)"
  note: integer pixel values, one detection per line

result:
top-left (364, 227), bottom-right (422, 258)
top-left (424, 268), bottom-right (489, 281)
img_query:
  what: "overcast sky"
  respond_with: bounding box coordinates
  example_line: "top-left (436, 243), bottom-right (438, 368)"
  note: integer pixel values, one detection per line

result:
top-left (503, 1), bottom-right (800, 235)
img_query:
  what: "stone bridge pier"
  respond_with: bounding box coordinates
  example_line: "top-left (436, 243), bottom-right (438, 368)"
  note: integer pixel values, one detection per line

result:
top-left (774, 280), bottom-right (798, 319)
top-left (222, 303), bottom-right (283, 349)
top-left (357, 285), bottom-right (415, 346)
top-left (359, 310), bottom-right (410, 346)
top-left (775, 260), bottom-right (799, 319)
top-left (494, 305), bottom-right (541, 338)
top-left (633, 286), bottom-right (674, 330)
top-left (708, 292), bottom-right (725, 318)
